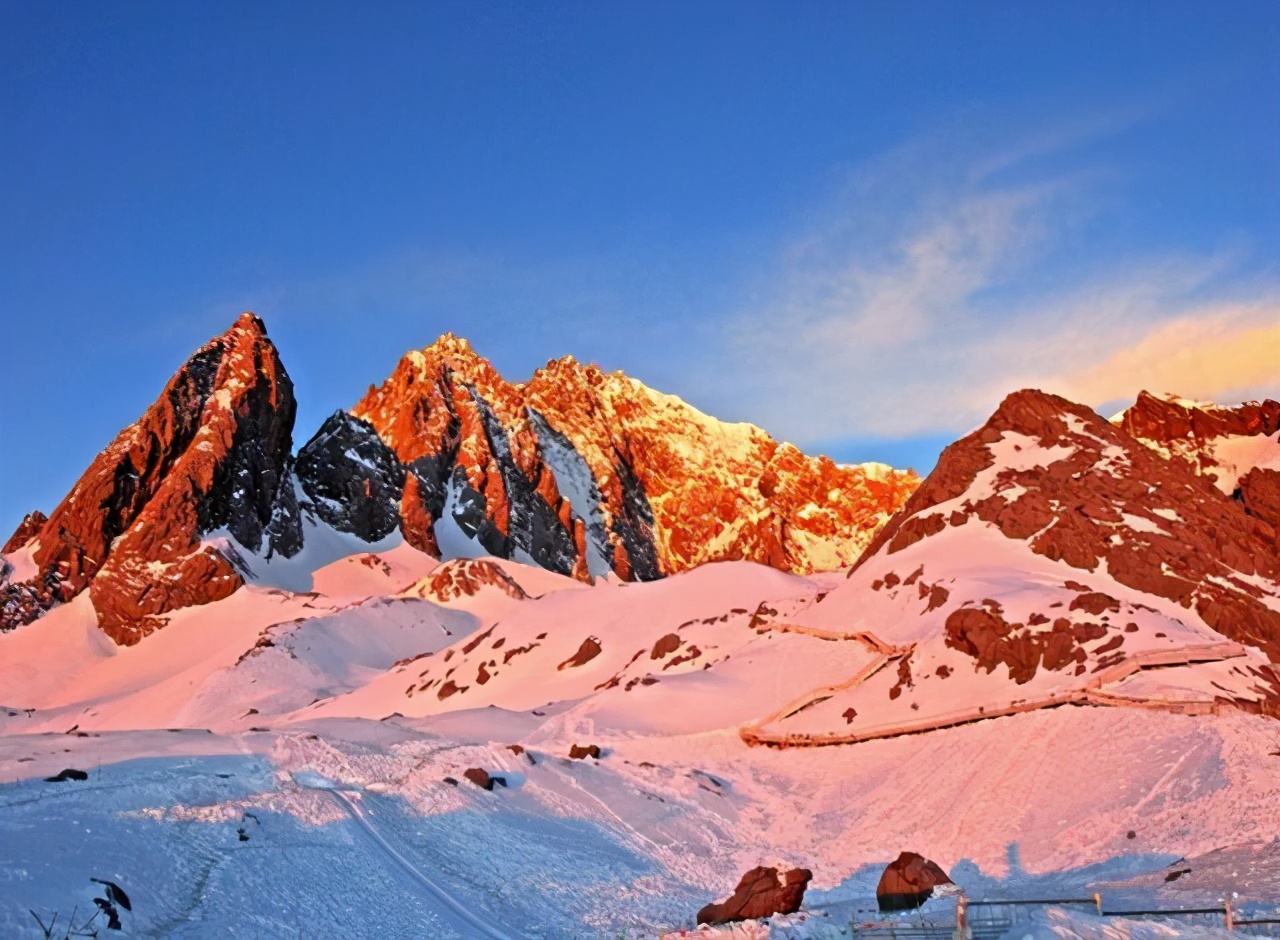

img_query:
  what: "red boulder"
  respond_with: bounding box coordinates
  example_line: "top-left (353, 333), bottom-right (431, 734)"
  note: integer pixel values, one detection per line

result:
top-left (697, 866), bottom-right (812, 924)
top-left (876, 852), bottom-right (953, 911)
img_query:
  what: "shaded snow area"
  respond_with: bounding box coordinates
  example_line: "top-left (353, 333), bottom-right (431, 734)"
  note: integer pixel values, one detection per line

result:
top-left (2, 550), bottom-right (1280, 937)
top-left (2, 709), bottom-right (1278, 938)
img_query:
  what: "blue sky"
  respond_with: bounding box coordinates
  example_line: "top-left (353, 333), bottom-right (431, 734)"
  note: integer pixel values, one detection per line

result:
top-left (1, 0), bottom-right (1278, 537)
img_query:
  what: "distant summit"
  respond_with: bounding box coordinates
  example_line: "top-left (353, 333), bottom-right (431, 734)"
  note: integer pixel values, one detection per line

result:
top-left (350, 331), bottom-right (918, 581)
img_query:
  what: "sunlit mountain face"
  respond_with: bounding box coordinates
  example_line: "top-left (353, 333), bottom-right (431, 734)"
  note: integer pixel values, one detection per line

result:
top-left (2, 312), bottom-right (1278, 937)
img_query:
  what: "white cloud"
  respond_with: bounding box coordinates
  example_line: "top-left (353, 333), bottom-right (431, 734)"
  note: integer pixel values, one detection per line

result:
top-left (713, 122), bottom-right (1279, 446)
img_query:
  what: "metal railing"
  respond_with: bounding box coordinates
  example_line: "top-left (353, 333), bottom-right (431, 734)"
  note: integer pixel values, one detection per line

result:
top-left (847, 892), bottom-right (1280, 938)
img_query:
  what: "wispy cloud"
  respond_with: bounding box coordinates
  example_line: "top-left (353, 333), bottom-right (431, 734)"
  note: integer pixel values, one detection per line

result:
top-left (711, 115), bottom-right (1279, 445)
top-left (1051, 305), bottom-right (1280, 407)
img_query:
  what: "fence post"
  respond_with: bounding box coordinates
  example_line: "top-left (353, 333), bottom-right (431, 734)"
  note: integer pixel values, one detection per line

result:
top-left (954, 895), bottom-right (969, 940)
top-left (1093, 893), bottom-right (1103, 915)
top-left (1224, 898), bottom-right (1234, 931)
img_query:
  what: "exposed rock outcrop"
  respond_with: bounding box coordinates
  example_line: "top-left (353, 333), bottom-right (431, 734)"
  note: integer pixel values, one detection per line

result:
top-left (858, 388), bottom-right (1280, 664)
top-left (353, 335), bottom-right (918, 582)
top-left (876, 852), bottom-right (953, 911)
top-left (402, 558), bottom-right (529, 603)
top-left (0, 313), bottom-right (296, 643)
top-left (2, 510), bottom-right (46, 554)
top-left (1238, 468), bottom-right (1280, 550)
top-left (697, 866), bottom-right (812, 924)
top-left (1116, 391), bottom-right (1280, 492)
top-left (295, 411), bottom-right (405, 542)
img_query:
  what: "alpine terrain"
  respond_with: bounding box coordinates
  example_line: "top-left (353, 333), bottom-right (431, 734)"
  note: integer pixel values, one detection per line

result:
top-left (1, 314), bottom-right (1277, 939)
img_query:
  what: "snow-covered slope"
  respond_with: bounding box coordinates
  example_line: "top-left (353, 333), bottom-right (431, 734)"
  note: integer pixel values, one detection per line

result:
top-left (3, 376), bottom-right (1279, 937)
top-left (739, 389), bottom-right (1280, 747)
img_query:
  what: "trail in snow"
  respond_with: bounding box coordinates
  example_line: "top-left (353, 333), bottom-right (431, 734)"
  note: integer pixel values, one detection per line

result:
top-left (326, 788), bottom-right (524, 940)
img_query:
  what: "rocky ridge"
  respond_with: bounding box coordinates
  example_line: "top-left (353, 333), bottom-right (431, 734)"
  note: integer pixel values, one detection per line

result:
top-left (859, 388), bottom-right (1280, 662)
top-left (0, 315), bottom-right (917, 643)
top-left (353, 334), bottom-right (919, 582)
top-left (1, 313), bottom-right (297, 644)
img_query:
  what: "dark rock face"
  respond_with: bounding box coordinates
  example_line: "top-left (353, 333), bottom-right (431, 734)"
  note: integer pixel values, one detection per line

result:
top-left (0, 313), bottom-right (297, 643)
top-left (697, 866), bottom-right (812, 924)
top-left (2, 510), bottom-right (47, 554)
top-left (262, 459), bottom-right (304, 559)
top-left (295, 411), bottom-right (405, 543)
top-left (876, 852), bottom-right (952, 911)
top-left (472, 394), bottom-right (579, 575)
top-left (610, 451), bottom-right (662, 582)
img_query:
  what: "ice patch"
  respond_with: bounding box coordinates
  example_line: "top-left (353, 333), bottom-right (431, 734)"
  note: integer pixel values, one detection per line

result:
top-left (528, 409), bottom-right (613, 579)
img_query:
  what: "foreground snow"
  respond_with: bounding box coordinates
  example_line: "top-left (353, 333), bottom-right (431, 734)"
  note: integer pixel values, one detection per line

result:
top-left (3, 702), bottom-right (1278, 938)
top-left (3, 545), bottom-right (1280, 937)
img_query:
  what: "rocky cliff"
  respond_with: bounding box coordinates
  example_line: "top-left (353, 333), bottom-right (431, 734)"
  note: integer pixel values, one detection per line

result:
top-left (0, 313), bottom-right (296, 644)
top-left (353, 334), bottom-right (920, 581)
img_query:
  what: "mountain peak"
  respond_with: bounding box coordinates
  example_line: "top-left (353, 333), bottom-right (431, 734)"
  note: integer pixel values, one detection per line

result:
top-left (345, 335), bottom-right (918, 582)
top-left (1, 316), bottom-right (297, 643)
top-left (231, 310), bottom-right (268, 336)
top-left (853, 384), bottom-right (1280, 662)
top-left (421, 331), bottom-right (475, 357)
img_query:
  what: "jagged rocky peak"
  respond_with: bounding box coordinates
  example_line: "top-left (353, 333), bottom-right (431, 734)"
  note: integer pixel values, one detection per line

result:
top-left (0, 312), bottom-right (297, 644)
top-left (2, 510), bottom-right (47, 554)
top-left (354, 335), bottom-right (584, 576)
top-left (294, 411), bottom-right (405, 543)
top-left (1115, 390), bottom-right (1280, 492)
top-left (858, 387), bottom-right (1280, 662)
top-left (349, 334), bottom-right (919, 582)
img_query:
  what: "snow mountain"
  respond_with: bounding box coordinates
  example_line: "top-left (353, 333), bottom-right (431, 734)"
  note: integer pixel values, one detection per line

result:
top-left (1, 318), bottom-right (1278, 937)
top-left (0, 313), bottom-right (917, 644)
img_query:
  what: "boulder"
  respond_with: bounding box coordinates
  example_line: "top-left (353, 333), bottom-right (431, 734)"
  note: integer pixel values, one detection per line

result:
top-left (876, 852), bottom-right (952, 911)
top-left (697, 866), bottom-right (812, 924)
top-left (463, 767), bottom-right (494, 790)
top-left (45, 768), bottom-right (89, 783)
top-left (569, 743), bottom-right (601, 760)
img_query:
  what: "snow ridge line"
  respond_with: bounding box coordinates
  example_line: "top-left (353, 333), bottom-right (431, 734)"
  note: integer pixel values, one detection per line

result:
top-left (328, 789), bottom-right (523, 940)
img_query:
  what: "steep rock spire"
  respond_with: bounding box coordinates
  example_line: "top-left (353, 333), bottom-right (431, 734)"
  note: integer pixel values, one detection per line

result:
top-left (1, 312), bottom-right (297, 644)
